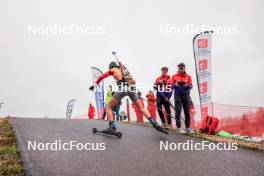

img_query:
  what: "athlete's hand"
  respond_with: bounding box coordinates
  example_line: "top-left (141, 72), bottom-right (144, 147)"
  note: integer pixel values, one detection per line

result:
top-left (89, 85), bottom-right (95, 91)
top-left (153, 85), bottom-right (158, 90)
top-left (158, 80), bottom-right (163, 84)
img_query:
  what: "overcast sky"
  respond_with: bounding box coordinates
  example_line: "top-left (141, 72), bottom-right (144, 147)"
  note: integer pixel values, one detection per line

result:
top-left (0, 0), bottom-right (264, 118)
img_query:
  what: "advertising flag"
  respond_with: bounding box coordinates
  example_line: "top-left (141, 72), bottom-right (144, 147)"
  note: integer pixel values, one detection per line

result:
top-left (193, 31), bottom-right (213, 118)
top-left (91, 67), bottom-right (105, 119)
top-left (66, 99), bottom-right (76, 120)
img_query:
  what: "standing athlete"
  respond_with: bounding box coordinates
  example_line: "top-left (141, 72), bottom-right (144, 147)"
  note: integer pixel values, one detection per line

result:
top-left (89, 61), bottom-right (167, 134)
top-left (154, 66), bottom-right (172, 128)
top-left (170, 63), bottom-right (193, 133)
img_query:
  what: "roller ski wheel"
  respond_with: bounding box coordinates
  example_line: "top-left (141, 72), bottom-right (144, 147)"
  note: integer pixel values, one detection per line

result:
top-left (116, 132), bottom-right (122, 138)
top-left (92, 127), bottom-right (122, 138)
top-left (92, 128), bottom-right (97, 134)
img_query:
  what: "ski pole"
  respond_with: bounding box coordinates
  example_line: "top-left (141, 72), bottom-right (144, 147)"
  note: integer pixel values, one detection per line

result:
top-left (112, 51), bottom-right (126, 78)
top-left (112, 51), bottom-right (119, 63)
top-left (150, 89), bottom-right (186, 123)
top-left (140, 97), bottom-right (184, 124)
top-left (159, 92), bottom-right (175, 109)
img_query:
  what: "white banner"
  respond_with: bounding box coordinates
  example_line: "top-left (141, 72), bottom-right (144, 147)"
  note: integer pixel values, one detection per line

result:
top-left (193, 31), bottom-right (213, 117)
top-left (66, 99), bottom-right (76, 120)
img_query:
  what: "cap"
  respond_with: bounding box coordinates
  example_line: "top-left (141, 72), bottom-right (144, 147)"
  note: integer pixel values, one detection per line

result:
top-left (109, 61), bottom-right (119, 69)
top-left (177, 63), bottom-right (185, 67)
top-left (161, 66), bottom-right (169, 71)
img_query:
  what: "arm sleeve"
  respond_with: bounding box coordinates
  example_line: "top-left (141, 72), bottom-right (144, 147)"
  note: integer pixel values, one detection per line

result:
top-left (154, 77), bottom-right (160, 85)
top-left (95, 70), bottom-right (114, 84)
top-left (153, 77), bottom-right (160, 90)
top-left (187, 76), bottom-right (193, 89)
top-left (168, 75), bottom-right (175, 85)
top-left (189, 76), bottom-right (193, 88)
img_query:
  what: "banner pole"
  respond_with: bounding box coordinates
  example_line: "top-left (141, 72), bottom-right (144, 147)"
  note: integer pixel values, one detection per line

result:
top-left (193, 31), bottom-right (213, 120)
top-left (193, 32), bottom-right (203, 120)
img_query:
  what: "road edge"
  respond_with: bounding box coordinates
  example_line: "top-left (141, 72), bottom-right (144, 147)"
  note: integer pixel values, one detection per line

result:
top-left (10, 117), bottom-right (34, 176)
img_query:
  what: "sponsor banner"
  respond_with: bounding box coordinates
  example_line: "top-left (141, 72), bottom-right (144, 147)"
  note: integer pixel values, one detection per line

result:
top-left (91, 67), bottom-right (105, 119)
top-left (193, 31), bottom-right (213, 117)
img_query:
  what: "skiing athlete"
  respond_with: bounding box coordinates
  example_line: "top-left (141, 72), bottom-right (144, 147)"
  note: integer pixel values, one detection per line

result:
top-left (89, 61), bottom-right (168, 134)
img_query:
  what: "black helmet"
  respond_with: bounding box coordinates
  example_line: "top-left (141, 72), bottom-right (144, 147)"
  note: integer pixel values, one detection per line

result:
top-left (109, 61), bottom-right (118, 69)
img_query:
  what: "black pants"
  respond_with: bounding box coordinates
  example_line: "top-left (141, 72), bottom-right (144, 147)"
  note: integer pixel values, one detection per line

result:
top-left (174, 94), bottom-right (190, 128)
top-left (156, 96), bottom-right (172, 125)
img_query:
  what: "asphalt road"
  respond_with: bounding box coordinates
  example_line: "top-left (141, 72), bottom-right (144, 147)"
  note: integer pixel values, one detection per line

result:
top-left (10, 117), bottom-right (264, 176)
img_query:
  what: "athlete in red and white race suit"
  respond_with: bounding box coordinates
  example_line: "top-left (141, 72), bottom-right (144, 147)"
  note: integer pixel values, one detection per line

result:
top-left (89, 61), bottom-right (167, 134)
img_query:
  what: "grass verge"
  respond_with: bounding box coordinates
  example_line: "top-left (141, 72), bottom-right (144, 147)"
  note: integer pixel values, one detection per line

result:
top-left (0, 118), bottom-right (25, 176)
top-left (124, 121), bottom-right (264, 152)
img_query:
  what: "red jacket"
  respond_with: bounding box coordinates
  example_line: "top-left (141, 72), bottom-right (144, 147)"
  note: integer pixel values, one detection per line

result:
top-left (88, 104), bottom-right (95, 119)
top-left (154, 75), bottom-right (172, 98)
top-left (170, 72), bottom-right (192, 95)
top-left (146, 93), bottom-right (156, 105)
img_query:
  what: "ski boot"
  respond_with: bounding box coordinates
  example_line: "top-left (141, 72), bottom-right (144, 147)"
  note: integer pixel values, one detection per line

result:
top-left (186, 128), bottom-right (194, 133)
top-left (100, 127), bottom-right (117, 135)
top-left (100, 120), bottom-right (117, 135)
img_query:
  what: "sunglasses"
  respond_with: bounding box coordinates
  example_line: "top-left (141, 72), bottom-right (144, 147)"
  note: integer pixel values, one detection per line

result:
top-left (178, 67), bottom-right (185, 70)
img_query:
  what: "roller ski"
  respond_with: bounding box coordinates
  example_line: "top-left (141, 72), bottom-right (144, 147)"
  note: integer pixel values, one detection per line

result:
top-left (92, 127), bottom-right (122, 138)
top-left (148, 118), bottom-right (169, 134)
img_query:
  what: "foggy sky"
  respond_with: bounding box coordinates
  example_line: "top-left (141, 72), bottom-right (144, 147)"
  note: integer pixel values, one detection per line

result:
top-left (1, 0), bottom-right (264, 118)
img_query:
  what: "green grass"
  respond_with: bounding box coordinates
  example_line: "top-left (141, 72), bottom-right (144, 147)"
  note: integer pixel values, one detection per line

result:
top-left (0, 145), bottom-right (17, 155)
top-left (127, 121), bottom-right (264, 151)
top-left (0, 118), bottom-right (25, 176)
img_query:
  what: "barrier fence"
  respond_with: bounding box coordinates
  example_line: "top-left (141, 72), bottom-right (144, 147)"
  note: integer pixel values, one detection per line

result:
top-left (75, 101), bottom-right (264, 137)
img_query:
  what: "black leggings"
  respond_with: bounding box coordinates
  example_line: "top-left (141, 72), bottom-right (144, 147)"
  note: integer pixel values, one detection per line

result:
top-left (174, 94), bottom-right (190, 128)
top-left (156, 96), bottom-right (172, 125)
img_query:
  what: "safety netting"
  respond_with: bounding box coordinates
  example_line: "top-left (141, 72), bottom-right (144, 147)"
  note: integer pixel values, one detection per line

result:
top-left (74, 101), bottom-right (264, 137)
top-left (200, 103), bottom-right (264, 137)
top-left (123, 101), bottom-right (264, 137)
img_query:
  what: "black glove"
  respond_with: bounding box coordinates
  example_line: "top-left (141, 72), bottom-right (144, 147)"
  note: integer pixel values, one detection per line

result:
top-left (89, 85), bottom-right (95, 91)
top-left (153, 85), bottom-right (158, 91)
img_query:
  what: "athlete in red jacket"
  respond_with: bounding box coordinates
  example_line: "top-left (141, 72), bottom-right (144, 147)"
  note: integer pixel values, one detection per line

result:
top-left (154, 67), bottom-right (172, 128)
top-left (88, 103), bottom-right (95, 119)
top-left (146, 90), bottom-right (157, 120)
top-left (170, 63), bottom-right (193, 133)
